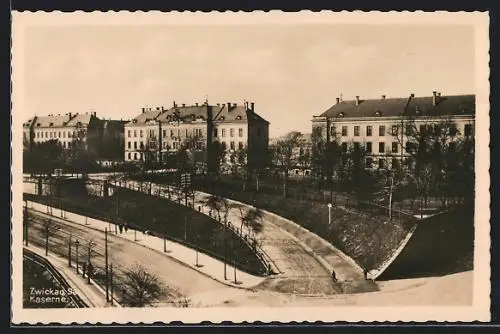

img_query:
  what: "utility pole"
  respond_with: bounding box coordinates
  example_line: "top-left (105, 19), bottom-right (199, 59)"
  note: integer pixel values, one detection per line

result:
top-left (87, 242), bottom-right (91, 284)
top-left (75, 240), bottom-right (80, 274)
top-left (110, 264), bottom-right (114, 306)
top-left (68, 234), bottom-right (72, 267)
top-left (105, 228), bottom-right (109, 303)
top-left (163, 231), bottom-right (167, 252)
top-left (24, 201), bottom-right (29, 247)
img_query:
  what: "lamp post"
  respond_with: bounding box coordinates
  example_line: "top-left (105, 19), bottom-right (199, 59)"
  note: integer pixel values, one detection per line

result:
top-left (74, 240), bottom-right (80, 274)
top-left (327, 203), bottom-right (332, 225)
top-left (68, 234), bottom-right (72, 267)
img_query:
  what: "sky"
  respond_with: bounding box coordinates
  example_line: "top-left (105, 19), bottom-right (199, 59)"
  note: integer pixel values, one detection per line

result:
top-left (22, 24), bottom-right (475, 138)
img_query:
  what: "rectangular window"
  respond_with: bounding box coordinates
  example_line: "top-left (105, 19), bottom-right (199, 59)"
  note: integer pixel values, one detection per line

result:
top-left (366, 142), bottom-right (372, 153)
top-left (62, 132), bottom-right (65, 138)
top-left (222, 129), bottom-right (226, 137)
top-left (134, 130), bottom-right (137, 137)
top-left (449, 124), bottom-right (458, 136)
top-left (354, 142), bottom-right (360, 150)
top-left (163, 130), bottom-right (166, 138)
top-left (58, 132), bottom-right (61, 138)
top-left (230, 141), bottom-right (235, 150)
top-left (128, 142), bottom-right (131, 149)
top-left (213, 128), bottom-right (218, 137)
top-left (366, 126), bottom-right (372, 136)
top-left (238, 142), bottom-right (244, 150)
top-left (354, 126), bottom-right (360, 136)
top-left (330, 126), bottom-right (335, 136)
top-left (366, 158), bottom-right (373, 168)
top-left (342, 142), bottom-right (347, 152)
top-left (419, 125), bottom-right (426, 135)
top-left (128, 153), bottom-right (131, 160)
top-left (405, 125), bottom-right (413, 136)
top-left (464, 124), bottom-right (472, 136)
top-left (134, 153), bottom-right (137, 160)
top-left (391, 125), bottom-right (398, 136)
top-left (379, 142), bottom-right (385, 153)
top-left (140, 130), bottom-right (143, 138)
top-left (392, 142), bottom-right (398, 153)
top-left (170, 130), bottom-right (174, 138)
top-left (128, 130), bottom-right (131, 138)
top-left (68, 131), bottom-right (71, 138)
top-left (341, 126), bottom-right (348, 136)
top-left (134, 141), bottom-right (137, 149)
top-left (379, 159), bottom-right (385, 169)
top-left (239, 128), bottom-right (243, 137)
top-left (230, 128), bottom-right (235, 137)
top-left (379, 126), bottom-right (385, 136)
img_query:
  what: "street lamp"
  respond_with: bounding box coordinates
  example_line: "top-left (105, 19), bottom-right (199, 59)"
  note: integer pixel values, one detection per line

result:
top-left (327, 203), bottom-right (332, 225)
top-left (74, 239), bottom-right (80, 274)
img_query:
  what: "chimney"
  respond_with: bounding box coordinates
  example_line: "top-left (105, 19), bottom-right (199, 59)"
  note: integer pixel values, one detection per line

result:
top-left (156, 107), bottom-right (160, 111)
top-left (173, 101), bottom-right (177, 108)
top-left (410, 93), bottom-right (415, 98)
top-left (336, 97), bottom-right (340, 104)
top-left (69, 113), bottom-right (72, 118)
top-left (142, 107), bottom-right (145, 113)
top-left (381, 95), bottom-right (386, 100)
top-left (251, 102), bottom-right (255, 111)
top-left (432, 91), bottom-right (437, 106)
top-left (195, 102), bottom-right (198, 107)
top-left (93, 111), bottom-right (97, 117)
top-left (227, 102), bottom-right (231, 110)
top-left (355, 96), bottom-right (360, 106)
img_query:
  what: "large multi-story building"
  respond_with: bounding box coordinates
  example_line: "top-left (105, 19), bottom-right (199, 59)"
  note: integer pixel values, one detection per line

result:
top-left (124, 101), bottom-right (269, 172)
top-left (23, 112), bottom-right (126, 159)
top-left (312, 91), bottom-right (475, 169)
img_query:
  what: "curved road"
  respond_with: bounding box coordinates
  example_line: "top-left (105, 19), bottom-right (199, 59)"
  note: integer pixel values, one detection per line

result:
top-left (116, 179), bottom-right (340, 295)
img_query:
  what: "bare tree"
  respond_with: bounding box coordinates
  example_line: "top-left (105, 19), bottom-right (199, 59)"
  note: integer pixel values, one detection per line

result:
top-left (271, 131), bottom-right (304, 197)
top-left (121, 263), bottom-right (164, 307)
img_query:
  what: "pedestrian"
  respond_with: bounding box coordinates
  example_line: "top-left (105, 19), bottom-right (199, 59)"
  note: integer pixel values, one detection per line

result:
top-left (119, 224), bottom-right (123, 234)
top-left (82, 262), bottom-right (87, 278)
top-left (331, 269), bottom-right (337, 282)
top-left (124, 224), bottom-right (128, 233)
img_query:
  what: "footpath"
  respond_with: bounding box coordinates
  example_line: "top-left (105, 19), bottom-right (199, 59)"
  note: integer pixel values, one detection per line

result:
top-left (24, 244), bottom-right (119, 308)
top-left (26, 201), bottom-right (266, 290)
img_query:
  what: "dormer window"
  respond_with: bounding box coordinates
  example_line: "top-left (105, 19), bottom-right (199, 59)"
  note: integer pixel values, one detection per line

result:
top-left (375, 110), bottom-right (382, 117)
top-left (219, 116), bottom-right (225, 120)
top-left (49, 122), bottom-right (54, 127)
top-left (337, 112), bottom-right (344, 118)
top-left (36, 123), bottom-right (41, 127)
top-left (236, 115), bottom-right (242, 120)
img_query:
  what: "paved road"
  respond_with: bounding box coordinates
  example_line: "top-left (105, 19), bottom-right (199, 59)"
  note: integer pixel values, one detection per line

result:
top-left (27, 210), bottom-right (237, 307)
top-left (115, 180), bottom-right (341, 295)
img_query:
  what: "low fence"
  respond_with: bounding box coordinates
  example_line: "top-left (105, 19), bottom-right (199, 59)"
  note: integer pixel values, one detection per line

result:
top-left (23, 248), bottom-right (89, 308)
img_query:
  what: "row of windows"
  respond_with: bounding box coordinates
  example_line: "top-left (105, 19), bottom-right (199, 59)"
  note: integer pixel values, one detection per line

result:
top-left (127, 127), bottom-right (247, 139)
top-left (365, 158), bottom-right (399, 169)
top-left (341, 141), bottom-right (400, 154)
top-left (35, 130), bottom-right (81, 139)
top-left (127, 152), bottom-right (143, 160)
top-left (338, 124), bottom-right (473, 137)
top-left (213, 128), bottom-right (244, 138)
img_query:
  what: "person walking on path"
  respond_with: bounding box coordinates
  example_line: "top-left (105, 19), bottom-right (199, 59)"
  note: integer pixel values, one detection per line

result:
top-left (331, 269), bottom-right (337, 283)
top-left (82, 262), bottom-right (87, 278)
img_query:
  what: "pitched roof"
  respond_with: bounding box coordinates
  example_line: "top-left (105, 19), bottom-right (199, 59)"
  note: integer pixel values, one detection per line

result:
top-left (128, 103), bottom-right (269, 125)
top-left (30, 115), bottom-right (72, 128)
top-left (319, 94), bottom-right (475, 119)
top-left (65, 113), bottom-right (94, 126)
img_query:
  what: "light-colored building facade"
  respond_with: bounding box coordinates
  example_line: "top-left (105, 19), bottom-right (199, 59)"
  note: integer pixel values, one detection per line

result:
top-left (312, 92), bottom-right (475, 169)
top-left (124, 101), bottom-right (269, 171)
top-left (23, 112), bottom-right (126, 159)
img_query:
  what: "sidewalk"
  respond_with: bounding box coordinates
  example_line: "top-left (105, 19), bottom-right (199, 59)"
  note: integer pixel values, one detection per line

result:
top-left (24, 244), bottom-right (116, 308)
top-left (27, 200), bottom-right (266, 290)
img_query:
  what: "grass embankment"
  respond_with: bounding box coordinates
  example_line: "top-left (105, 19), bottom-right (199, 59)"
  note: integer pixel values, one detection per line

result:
top-left (132, 174), bottom-right (416, 271)
top-left (24, 186), bottom-right (268, 276)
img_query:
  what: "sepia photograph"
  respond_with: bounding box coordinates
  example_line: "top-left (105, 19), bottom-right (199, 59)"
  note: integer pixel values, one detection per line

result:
top-left (11, 11), bottom-right (490, 323)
